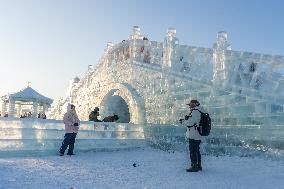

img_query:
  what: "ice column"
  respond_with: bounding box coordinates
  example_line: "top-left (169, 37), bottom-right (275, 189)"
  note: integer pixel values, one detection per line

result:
top-left (104, 42), bottom-right (114, 66)
top-left (16, 104), bottom-right (22, 117)
top-left (162, 28), bottom-right (179, 123)
top-left (67, 77), bottom-right (80, 103)
top-left (129, 26), bottom-right (143, 40)
top-left (8, 98), bottom-right (16, 117)
top-left (42, 104), bottom-right (47, 114)
top-left (1, 101), bottom-right (7, 115)
top-left (32, 102), bottom-right (38, 118)
top-left (88, 65), bottom-right (94, 72)
top-left (163, 28), bottom-right (179, 67)
top-left (129, 26), bottom-right (143, 60)
top-left (212, 31), bottom-right (230, 85)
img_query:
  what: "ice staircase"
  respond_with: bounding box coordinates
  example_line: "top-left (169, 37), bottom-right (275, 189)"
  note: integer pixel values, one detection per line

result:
top-left (140, 70), bottom-right (284, 159)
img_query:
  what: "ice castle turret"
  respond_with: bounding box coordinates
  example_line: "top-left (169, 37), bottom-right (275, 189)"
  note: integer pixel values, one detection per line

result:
top-left (67, 76), bottom-right (80, 103)
top-left (129, 26), bottom-right (143, 40)
top-left (163, 28), bottom-right (179, 67)
top-left (212, 31), bottom-right (231, 85)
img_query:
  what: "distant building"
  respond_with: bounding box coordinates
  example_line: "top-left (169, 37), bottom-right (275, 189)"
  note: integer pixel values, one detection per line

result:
top-left (1, 84), bottom-right (53, 118)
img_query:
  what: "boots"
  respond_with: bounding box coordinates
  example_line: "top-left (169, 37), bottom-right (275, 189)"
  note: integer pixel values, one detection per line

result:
top-left (188, 163), bottom-right (202, 171)
top-left (198, 162), bottom-right (202, 171)
top-left (186, 163), bottom-right (199, 172)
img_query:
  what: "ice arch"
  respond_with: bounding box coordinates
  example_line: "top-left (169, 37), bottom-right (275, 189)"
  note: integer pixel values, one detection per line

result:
top-left (97, 83), bottom-right (146, 124)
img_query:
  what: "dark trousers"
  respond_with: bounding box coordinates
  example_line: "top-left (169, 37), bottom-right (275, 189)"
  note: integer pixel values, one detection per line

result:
top-left (59, 133), bottom-right (77, 154)
top-left (188, 139), bottom-right (201, 166)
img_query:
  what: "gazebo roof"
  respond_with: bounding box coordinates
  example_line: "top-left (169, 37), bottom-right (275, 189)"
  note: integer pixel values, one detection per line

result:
top-left (8, 86), bottom-right (53, 104)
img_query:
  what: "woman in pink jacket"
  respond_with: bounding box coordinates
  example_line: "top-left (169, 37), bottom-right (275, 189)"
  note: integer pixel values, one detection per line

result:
top-left (59, 104), bottom-right (80, 156)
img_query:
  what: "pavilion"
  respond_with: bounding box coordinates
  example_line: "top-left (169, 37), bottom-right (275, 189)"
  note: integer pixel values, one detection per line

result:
top-left (1, 85), bottom-right (53, 118)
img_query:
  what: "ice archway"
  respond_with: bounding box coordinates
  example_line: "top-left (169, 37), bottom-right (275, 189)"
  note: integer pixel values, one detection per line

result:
top-left (97, 83), bottom-right (146, 124)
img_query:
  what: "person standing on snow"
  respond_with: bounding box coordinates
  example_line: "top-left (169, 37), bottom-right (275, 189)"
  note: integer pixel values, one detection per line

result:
top-left (180, 99), bottom-right (205, 172)
top-left (59, 103), bottom-right (80, 156)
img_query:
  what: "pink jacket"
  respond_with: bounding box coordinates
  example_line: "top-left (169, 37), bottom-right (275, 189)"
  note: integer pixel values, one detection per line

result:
top-left (63, 105), bottom-right (80, 133)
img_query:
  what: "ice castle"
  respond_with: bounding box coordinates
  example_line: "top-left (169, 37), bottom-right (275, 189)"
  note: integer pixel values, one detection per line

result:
top-left (1, 26), bottom-right (284, 159)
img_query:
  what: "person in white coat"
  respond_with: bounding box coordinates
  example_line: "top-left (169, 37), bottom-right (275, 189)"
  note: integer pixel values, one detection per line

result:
top-left (180, 99), bottom-right (205, 172)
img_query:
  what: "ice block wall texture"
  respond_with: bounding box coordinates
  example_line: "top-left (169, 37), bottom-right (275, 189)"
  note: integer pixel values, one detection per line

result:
top-left (144, 124), bottom-right (284, 161)
top-left (0, 118), bottom-right (145, 157)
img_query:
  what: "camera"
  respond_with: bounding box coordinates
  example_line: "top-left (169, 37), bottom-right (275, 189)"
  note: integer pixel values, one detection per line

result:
top-left (74, 123), bottom-right (79, 126)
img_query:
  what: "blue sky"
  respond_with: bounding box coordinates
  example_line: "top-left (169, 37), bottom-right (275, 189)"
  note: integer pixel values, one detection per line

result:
top-left (1, 0), bottom-right (284, 104)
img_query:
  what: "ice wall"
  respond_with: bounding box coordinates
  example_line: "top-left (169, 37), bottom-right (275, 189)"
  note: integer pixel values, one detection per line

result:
top-left (0, 117), bottom-right (145, 157)
top-left (144, 124), bottom-right (284, 161)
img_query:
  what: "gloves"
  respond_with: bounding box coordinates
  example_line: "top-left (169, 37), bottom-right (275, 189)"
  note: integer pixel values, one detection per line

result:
top-left (73, 123), bottom-right (79, 126)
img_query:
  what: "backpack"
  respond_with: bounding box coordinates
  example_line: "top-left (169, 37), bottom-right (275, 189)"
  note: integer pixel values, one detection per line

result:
top-left (194, 109), bottom-right (211, 136)
top-left (89, 111), bottom-right (96, 121)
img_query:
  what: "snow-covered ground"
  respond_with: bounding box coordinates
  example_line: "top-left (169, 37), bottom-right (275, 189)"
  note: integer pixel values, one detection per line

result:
top-left (0, 147), bottom-right (283, 189)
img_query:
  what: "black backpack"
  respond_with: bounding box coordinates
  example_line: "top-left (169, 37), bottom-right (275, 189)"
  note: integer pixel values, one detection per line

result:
top-left (194, 109), bottom-right (211, 136)
top-left (89, 111), bottom-right (96, 121)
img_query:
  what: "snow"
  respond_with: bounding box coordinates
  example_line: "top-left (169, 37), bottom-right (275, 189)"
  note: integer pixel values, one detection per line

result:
top-left (0, 147), bottom-right (283, 189)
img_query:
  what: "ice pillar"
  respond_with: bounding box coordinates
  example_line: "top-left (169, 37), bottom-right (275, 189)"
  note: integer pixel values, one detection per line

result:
top-left (8, 98), bottom-right (16, 117)
top-left (212, 31), bottom-right (231, 85)
top-left (104, 42), bottom-right (114, 66)
top-left (163, 28), bottom-right (179, 68)
top-left (16, 104), bottom-right (22, 117)
top-left (32, 102), bottom-right (38, 118)
top-left (1, 101), bottom-right (8, 116)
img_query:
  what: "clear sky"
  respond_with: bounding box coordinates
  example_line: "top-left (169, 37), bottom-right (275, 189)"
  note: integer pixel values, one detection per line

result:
top-left (1, 0), bottom-right (284, 105)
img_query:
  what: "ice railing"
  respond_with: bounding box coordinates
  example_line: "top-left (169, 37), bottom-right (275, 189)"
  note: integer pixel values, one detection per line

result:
top-left (0, 117), bottom-right (145, 157)
top-left (105, 39), bottom-right (164, 66)
top-left (82, 39), bottom-right (284, 103)
top-left (68, 39), bottom-right (165, 99)
top-left (1, 117), bottom-right (284, 160)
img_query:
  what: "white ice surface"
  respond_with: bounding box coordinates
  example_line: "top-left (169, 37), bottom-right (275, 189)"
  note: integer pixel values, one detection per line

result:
top-left (0, 147), bottom-right (283, 189)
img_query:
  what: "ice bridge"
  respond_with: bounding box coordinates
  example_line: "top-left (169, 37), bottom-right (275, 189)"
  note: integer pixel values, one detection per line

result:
top-left (49, 26), bottom-right (284, 127)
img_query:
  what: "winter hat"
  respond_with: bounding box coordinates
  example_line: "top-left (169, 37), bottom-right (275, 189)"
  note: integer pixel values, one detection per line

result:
top-left (186, 99), bottom-right (200, 106)
top-left (94, 107), bottom-right (99, 112)
top-left (67, 103), bottom-right (75, 111)
top-left (113, 115), bottom-right (119, 120)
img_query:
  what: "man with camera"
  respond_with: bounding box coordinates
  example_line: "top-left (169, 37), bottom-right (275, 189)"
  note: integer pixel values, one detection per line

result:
top-left (180, 99), bottom-right (204, 172)
top-left (59, 103), bottom-right (80, 156)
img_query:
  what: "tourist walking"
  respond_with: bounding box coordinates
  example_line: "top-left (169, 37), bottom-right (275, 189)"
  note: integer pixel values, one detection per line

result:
top-left (59, 103), bottom-right (80, 156)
